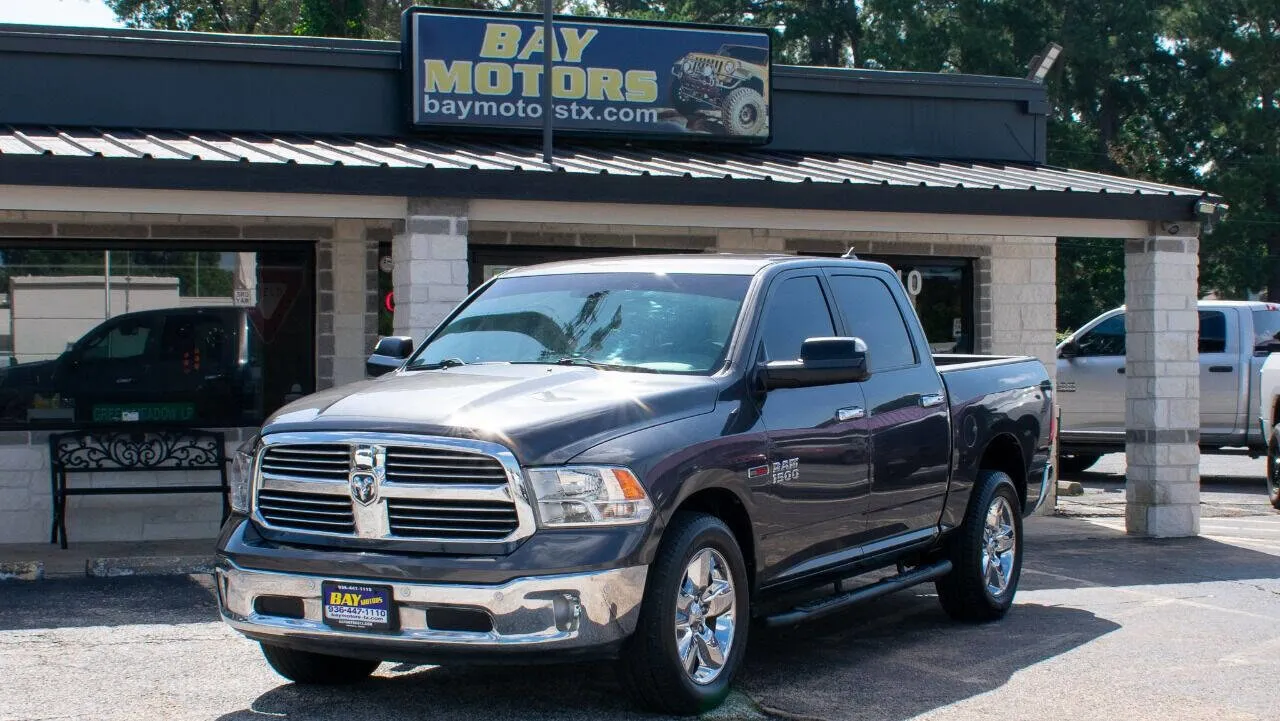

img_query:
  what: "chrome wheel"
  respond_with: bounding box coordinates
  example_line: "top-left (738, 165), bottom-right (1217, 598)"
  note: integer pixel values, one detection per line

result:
top-left (982, 496), bottom-right (1017, 596)
top-left (674, 547), bottom-right (736, 685)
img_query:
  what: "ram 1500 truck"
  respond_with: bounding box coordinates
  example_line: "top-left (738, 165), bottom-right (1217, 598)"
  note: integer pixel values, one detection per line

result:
top-left (216, 254), bottom-right (1054, 713)
top-left (1057, 300), bottom-right (1280, 473)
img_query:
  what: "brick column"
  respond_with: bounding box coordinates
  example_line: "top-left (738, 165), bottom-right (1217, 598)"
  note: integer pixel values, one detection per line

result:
top-left (1124, 228), bottom-right (1201, 537)
top-left (393, 200), bottom-right (470, 340)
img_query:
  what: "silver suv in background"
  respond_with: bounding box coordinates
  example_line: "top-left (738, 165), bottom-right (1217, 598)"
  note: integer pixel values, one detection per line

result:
top-left (1056, 301), bottom-right (1280, 474)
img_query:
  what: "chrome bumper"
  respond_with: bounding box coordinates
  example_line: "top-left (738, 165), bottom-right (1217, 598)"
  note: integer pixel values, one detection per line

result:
top-left (216, 560), bottom-right (647, 652)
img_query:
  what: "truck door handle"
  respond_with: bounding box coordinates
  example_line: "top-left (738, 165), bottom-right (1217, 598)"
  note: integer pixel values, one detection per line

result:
top-left (837, 407), bottom-right (865, 421)
top-left (1117, 367), bottom-right (1125, 374)
top-left (1209, 365), bottom-right (1233, 373)
top-left (115, 377), bottom-right (135, 384)
top-left (919, 393), bottom-right (945, 408)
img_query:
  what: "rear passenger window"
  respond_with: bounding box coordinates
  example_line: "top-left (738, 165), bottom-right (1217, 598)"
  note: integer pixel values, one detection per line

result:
top-left (828, 275), bottom-right (917, 371)
top-left (760, 276), bottom-right (836, 361)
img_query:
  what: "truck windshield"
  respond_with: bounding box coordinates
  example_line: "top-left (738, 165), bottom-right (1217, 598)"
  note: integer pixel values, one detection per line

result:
top-left (408, 272), bottom-right (751, 374)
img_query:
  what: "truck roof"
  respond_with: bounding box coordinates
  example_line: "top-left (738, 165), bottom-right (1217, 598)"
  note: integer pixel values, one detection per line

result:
top-left (498, 253), bottom-right (885, 278)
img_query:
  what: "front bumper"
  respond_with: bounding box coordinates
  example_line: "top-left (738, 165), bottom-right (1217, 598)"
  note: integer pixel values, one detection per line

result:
top-left (216, 559), bottom-right (648, 661)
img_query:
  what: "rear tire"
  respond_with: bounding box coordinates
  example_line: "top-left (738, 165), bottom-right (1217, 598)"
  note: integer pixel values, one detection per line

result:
top-left (1058, 452), bottom-right (1101, 475)
top-left (935, 470), bottom-right (1023, 622)
top-left (259, 643), bottom-right (380, 685)
top-left (618, 512), bottom-right (749, 714)
top-left (1267, 425), bottom-right (1280, 510)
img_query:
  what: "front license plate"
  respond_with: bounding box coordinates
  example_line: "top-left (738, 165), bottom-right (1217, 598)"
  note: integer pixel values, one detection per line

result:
top-left (321, 581), bottom-right (395, 633)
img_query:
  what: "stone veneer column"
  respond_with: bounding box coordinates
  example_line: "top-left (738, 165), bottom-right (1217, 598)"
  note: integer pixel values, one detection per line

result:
top-left (1124, 228), bottom-right (1201, 537)
top-left (393, 200), bottom-right (470, 340)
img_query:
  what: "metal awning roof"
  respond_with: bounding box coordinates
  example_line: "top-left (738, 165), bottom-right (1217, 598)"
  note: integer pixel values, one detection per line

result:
top-left (0, 127), bottom-right (1221, 222)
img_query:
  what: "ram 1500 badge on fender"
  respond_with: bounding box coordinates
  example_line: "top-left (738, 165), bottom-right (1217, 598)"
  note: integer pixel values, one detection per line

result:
top-left (216, 254), bottom-right (1054, 714)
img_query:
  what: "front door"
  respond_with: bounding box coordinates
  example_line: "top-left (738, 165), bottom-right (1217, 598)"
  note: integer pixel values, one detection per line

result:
top-left (751, 271), bottom-right (871, 583)
top-left (1058, 312), bottom-right (1127, 440)
top-left (826, 270), bottom-right (951, 540)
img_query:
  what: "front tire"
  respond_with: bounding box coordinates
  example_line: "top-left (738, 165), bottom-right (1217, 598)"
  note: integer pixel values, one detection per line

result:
top-left (1267, 425), bottom-right (1280, 510)
top-left (619, 512), bottom-right (749, 714)
top-left (935, 470), bottom-right (1023, 622)
top-left (259, 643), bottom-right (380, 685)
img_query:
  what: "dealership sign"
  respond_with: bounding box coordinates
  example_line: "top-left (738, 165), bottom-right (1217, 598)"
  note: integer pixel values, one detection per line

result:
top-left (404, 8), bottom-right (772, 141)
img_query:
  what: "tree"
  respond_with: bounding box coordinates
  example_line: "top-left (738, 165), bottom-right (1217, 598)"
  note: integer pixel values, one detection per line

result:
top-left (1162, 1), bottom-right (1280, 300)
top-left (106, 0), bottom-right (303, 33)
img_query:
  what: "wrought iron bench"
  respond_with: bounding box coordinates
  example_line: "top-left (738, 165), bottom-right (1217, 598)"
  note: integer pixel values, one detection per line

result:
top-left (48, 427), bottom-right (230, 549)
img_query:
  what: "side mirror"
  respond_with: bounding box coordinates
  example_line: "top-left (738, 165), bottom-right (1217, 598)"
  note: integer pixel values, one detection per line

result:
top-left (366, 336), bottom-right (414, 377)
top-left (1059, 341), bottom-right (1080, 359)
top-left (1255, 339), bottom-right (1280, 356)
top-left (760, 337), bottom-right (871, 390)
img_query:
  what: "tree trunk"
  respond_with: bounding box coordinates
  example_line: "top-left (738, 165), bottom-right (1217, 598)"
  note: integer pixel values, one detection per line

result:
top-left (1269, 234), bottom-right (1280, 303)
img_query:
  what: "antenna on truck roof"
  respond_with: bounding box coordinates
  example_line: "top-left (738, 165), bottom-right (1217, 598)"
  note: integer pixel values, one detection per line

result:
top-left (841, 248), bottom-right (859, 259)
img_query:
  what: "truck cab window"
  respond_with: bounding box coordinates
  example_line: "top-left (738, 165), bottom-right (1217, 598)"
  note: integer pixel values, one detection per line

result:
top-left (1198, 311), bottom-right (1227, 354)
top-left (828, 275), bottom-right (917, 371)
top-left (759, 276), bottom-right (836, 361)
top-left (81, 321), bottom-right (153, 361)
top-left (1076, 314), bottom-right (1126, 356)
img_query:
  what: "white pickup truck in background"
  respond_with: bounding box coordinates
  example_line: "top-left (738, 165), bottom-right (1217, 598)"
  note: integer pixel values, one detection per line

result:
top-left (1257, 353), bottom-right (1280, 509)
top-left (1057, 301), bottom-right (1280, 479)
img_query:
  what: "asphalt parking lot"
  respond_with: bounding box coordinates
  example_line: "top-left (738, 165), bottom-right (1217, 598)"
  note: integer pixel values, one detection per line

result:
top-left (1, 453), bottom-right (1277, 721)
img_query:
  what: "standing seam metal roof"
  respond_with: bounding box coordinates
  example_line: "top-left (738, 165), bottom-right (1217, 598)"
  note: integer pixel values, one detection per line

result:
top-left (0, 126), bottom-right (1214, 199)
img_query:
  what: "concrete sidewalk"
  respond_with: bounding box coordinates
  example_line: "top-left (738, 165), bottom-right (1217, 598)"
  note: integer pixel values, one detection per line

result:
top-left (0, 538), bottom-right (216, 581)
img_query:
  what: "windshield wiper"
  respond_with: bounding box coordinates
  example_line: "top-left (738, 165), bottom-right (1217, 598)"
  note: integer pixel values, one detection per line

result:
top-left (413, 357), bottom-right (466, 370)
top-left (550, 357), bottom-right (660, 374)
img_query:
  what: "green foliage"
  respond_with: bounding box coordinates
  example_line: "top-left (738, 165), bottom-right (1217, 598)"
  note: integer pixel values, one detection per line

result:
top-left (0, 249), bottom-right (234, 299)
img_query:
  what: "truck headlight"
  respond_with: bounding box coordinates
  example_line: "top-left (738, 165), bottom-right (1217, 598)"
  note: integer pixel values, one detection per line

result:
top-left (527, 466), bottom-right (653, 527)
top-left (723, 60), bottom-right (738, 75)
top-left (229, 434), bottom-right (259, 515)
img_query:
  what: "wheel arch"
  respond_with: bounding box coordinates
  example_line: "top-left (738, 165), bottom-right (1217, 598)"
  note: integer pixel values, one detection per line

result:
top-left (671, 486), bottom-right (757, 591)
top-left (977, 433), bottom-right (1028, 512)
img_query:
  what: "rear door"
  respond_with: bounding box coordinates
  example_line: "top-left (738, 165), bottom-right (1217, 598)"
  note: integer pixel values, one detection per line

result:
top-left (1058, 312), bottom-right (1127, 438)
top-left (1198, 309), bottom-right (1241, 440)
top-left (825, 269), bottom-right (951, 540)
top-left (751, 270), bottom-right (871, 580)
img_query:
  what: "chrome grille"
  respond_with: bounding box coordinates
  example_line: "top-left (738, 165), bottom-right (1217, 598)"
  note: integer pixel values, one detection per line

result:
top-left (385, 447), bottom-right (509, 484)
top-left (257, 489), bottom-right (355, 533)
top-left (252, 433), bottom-right (535, 547)
top-left (387, 498), bottom-right (520, 540)
top-left (691, 57), bottom-right (728, 75)
top-left (260, 444), bottom-right (349, 481)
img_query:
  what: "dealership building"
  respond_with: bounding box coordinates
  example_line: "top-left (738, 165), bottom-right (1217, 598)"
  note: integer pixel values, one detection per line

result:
top-left (0, 11), bottom-right (1223, 547)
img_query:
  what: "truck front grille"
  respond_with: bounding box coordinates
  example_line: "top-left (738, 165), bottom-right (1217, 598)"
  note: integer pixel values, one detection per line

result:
top-left (251, 433), bottom-right (534, 548)
top-left (387, 498), bottom-right (520, 540)
top-left (260, 445), bottom-right (349, 481)
top-left (385, 447), bottom-right (509, 484)
top-left (256, 489), bottom-right (355, 533)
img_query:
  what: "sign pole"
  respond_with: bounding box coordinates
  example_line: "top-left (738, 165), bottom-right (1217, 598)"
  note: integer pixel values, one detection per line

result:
top-left (541, 0), bottom-right (554, 166)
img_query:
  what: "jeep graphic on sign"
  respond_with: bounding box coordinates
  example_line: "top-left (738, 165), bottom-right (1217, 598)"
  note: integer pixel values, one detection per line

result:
top-left (669, 43), bottom-right (770, 136)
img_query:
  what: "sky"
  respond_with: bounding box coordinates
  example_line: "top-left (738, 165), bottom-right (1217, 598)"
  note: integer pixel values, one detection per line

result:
top-left (0, 0), bottom-right (123, 28)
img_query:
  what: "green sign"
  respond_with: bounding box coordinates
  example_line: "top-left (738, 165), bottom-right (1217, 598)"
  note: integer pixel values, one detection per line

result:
top-left (93, 404), bottom-right (197, 423)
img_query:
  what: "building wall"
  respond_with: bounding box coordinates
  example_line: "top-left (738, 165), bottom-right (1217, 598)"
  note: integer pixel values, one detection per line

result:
top-left (0, 210), bottom-right (383, 544)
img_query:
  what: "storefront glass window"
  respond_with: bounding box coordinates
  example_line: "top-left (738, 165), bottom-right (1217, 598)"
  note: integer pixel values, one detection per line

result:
top-left (0, 242), bottom-right (315, 429)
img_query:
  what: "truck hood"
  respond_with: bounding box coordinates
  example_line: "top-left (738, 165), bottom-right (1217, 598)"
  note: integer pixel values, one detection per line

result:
top-left (261, 364), bottom-right (721, 465)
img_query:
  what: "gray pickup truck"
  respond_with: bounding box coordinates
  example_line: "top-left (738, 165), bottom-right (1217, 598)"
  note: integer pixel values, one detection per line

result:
top-left (1056, 300), bottom-right (1280, 473)
top-left (216, 254), bottom-right (1053, 713)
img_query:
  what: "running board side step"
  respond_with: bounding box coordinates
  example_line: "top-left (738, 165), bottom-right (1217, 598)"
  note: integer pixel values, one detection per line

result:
top-left (762, 559), bottom-right (953, 627)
